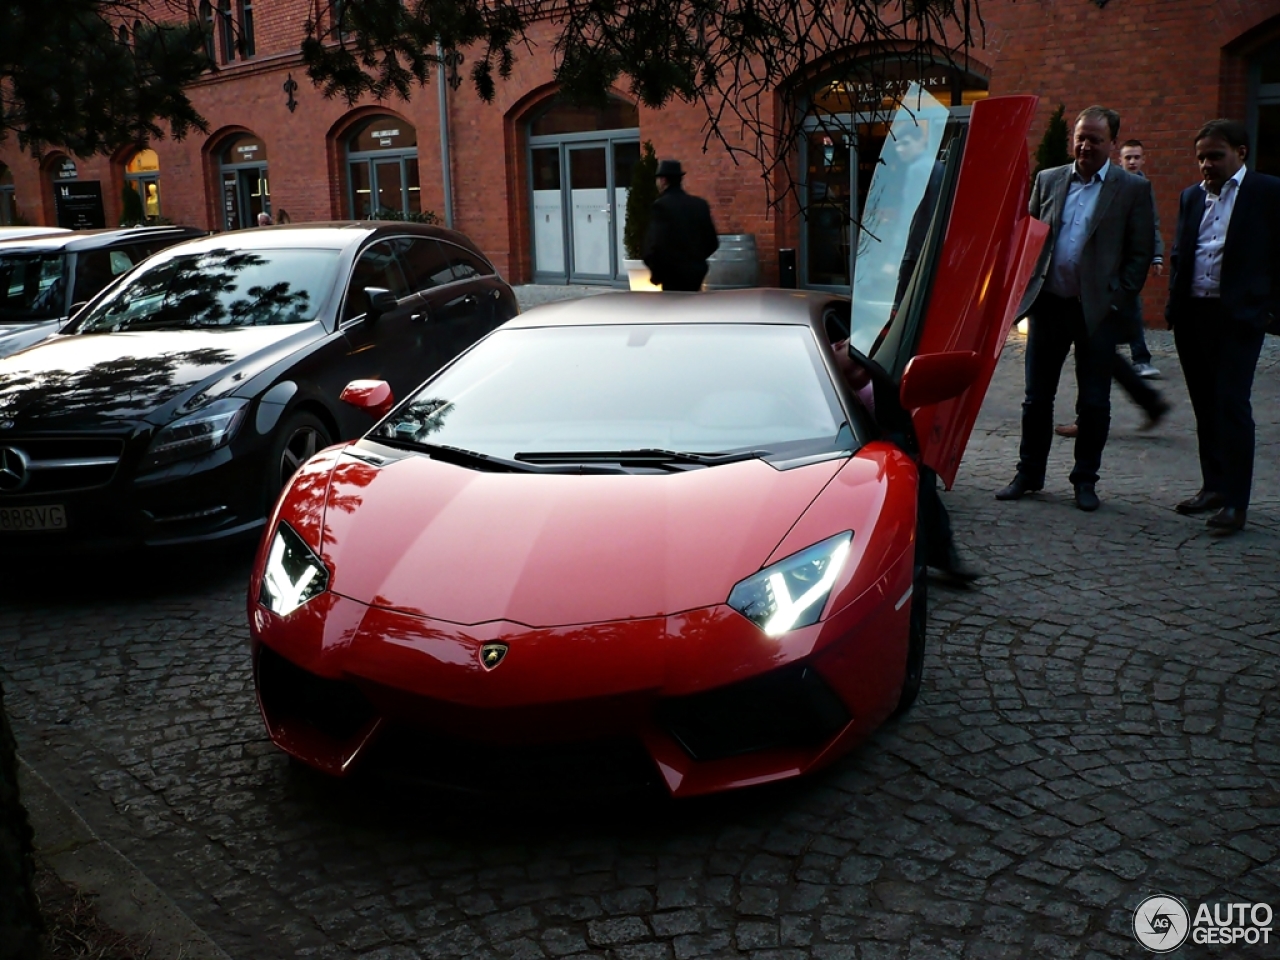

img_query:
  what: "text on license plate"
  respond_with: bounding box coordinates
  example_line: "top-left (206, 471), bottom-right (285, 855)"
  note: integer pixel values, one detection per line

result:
top-left (0, 505), bottom-right (68, 532)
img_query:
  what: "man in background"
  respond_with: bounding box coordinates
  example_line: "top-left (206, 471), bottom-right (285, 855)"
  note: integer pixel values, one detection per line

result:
top-left (643, 159), bottom-right (719, 292)
top-left (1055, 137), bottom-right (1170, 438)
top-left (1166, 119), bottom-right (1280, 535)
top-left (996, 106), bottom-right (1156, 512)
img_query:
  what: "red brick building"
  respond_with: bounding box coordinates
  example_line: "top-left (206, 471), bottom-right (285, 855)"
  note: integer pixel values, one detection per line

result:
top-left (3, 0), bottom-right (1279, 314)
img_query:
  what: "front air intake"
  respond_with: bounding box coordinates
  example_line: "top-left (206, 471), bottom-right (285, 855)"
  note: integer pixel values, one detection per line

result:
top-left (655, 664), bottom-right (850, 762)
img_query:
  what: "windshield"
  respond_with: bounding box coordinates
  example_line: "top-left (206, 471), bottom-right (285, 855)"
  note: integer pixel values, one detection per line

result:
top-left (0, 253), bottom-right (67, 322)
top-left (374, 323), bottom-right (852, 464)
top-left (848, 83), bottom-right (951, 356)
top-left (73, 247), bottom-right (341, 332)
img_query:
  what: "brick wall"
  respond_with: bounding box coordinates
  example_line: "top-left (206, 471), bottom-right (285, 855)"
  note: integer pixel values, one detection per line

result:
top-left (2, 0), bottom-right (1279, 319)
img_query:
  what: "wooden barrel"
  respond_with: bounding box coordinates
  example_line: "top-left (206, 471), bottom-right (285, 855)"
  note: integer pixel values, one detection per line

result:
top-left (703, 234), bottom-right (759, 289)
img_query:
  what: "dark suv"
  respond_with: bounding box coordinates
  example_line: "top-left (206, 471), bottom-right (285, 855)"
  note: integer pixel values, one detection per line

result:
top-left (0, 225), bottom-right (205, 358)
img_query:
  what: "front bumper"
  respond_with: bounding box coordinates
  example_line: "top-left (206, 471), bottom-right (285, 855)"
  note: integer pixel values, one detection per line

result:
top-left (0, 437), bottom-right (270, 553)
top-left (250, 565), bottom-right (914, 797)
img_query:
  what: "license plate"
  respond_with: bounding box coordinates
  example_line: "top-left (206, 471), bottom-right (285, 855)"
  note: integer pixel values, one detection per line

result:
top-left (0, 504), bottom-right (68, 532)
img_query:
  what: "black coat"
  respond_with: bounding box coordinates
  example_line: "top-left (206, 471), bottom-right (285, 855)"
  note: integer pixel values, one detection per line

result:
top-left (643, 184), bottom-right (719, 291)
top-left (1166, 170), bottom-right (1280, 333)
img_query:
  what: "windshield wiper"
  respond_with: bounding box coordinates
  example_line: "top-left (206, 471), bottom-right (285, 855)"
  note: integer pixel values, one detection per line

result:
top-left (373, 436), bottom-right (539, 472)
top-left (371, 437), bottom-right (628, 474)
top-left (514, 448), bottom-right (767, 470)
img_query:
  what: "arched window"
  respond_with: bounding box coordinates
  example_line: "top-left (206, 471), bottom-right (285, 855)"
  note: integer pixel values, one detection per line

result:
top-left (48, 155), bottom-right (77, 184)
top-left (124, 149), bottom-right (161, 223)
top-left (529, 99), bottom-right (639, 137)
top-left (345, 116), bottom-right (420, 218)
top-left (0, 166), bottom-right (15, 226)
top-left (218, 134), bottom-right (269, 229)
top-left (799, 54), bottom-right (988, 290)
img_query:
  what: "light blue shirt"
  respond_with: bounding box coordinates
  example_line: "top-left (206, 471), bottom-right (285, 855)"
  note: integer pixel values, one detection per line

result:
top-left (1045, 160), bottom-right (1112, 298)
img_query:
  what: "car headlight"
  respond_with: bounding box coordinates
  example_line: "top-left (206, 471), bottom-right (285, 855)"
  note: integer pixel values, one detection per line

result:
top-left (727, 531), bottom-right (853, 637)
top-left (259, 522), bottom-right (329, 617)
top-left (141, 398), bottom-right (248, 471)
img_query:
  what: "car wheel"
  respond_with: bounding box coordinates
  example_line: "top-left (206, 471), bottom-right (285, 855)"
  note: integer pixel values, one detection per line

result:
top-left (893, 539), bottom-right (928, 716)
top-left (266, 411), bottom-right (331, 505)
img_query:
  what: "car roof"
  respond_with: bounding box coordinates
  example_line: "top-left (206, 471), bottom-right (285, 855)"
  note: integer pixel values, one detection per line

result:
top-left (507, 288), bottom-right (845, 329)
top-left (0, 225), bottom-right (205, 254)
top-left (130, 221), bottom-right (492, 257)
top-left (0, 227), bottom-right (71, 240)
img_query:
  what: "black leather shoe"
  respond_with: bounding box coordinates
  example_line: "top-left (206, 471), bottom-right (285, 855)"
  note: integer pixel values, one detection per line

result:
top-left (1176, 490), bottom-right (1227, 515)
top-left (1206, 507), bottom-right (1246, 534)
top-left (1074, 483), bottom-right (1100, 512)
top-left (995, 474), bottom-right (1042, 501)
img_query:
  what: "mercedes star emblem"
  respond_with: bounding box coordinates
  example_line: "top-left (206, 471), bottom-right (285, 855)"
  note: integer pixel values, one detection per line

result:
top-left (0, 446), bottom-right (31, 493)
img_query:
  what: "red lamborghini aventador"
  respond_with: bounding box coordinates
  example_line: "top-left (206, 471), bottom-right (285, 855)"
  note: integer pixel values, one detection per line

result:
top-left (247, 92), bottom-right (1048, 797)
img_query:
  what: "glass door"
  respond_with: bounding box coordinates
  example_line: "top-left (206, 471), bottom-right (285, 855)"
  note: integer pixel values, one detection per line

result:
top-left (529, 135), bottom-right (639, 285)
top-left (531, 147), bottom-right (565, 275)
top-left (568, 144), bottom-right (612, 281)
top-left (220, 164), bottom-right (269, 230)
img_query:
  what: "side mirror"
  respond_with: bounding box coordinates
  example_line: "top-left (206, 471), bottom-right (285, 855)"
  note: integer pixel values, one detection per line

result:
top-left (340, 379), bottom-right (396, 419)
top-left (364, 287), bottom-right (398, 319)
top-left (898, 350), bottom-right (980, 410)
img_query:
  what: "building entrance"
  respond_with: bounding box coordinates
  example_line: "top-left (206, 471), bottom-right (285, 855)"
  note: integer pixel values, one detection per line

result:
top-left (219, 135), bottom-right (269, 230)
top-left (528, 99), bottom-right (640, 285)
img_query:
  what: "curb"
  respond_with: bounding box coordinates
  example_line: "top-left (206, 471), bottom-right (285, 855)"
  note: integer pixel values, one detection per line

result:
top-left (19, 758), bottom-right (232, 960)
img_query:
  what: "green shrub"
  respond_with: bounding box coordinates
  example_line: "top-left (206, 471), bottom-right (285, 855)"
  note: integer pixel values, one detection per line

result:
top-left (623, 140), bottom-right (658, 260)
top-left (372, 208), bottom-right (442, 225)
top-left (1033, 104), bottom-right (1071, 179)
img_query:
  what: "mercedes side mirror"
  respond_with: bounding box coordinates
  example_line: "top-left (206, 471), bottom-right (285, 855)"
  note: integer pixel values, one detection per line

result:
top-left (364, 287), bottom-right (398, 319)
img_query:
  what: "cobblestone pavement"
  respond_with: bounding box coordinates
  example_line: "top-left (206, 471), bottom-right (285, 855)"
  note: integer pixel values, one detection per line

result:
top-left (2, 294), bottom-right (1278, 959)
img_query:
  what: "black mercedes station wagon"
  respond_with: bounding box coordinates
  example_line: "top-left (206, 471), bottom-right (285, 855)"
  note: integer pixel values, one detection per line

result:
top-left (0, 222), bottom-right (518, 551)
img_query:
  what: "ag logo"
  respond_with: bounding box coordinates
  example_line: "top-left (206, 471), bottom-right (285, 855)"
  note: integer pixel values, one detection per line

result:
top-left (1133, 895), bottom-right (1190, 952)
top-left (479, 642), bottom-right (508, 671)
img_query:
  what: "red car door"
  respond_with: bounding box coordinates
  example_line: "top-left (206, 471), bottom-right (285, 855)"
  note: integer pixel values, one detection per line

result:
top-left (907, 95), bottom-right (1049, 489)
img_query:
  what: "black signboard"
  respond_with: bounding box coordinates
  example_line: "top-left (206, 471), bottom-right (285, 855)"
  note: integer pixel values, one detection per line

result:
top-left (54, 181), bottom-right (106, 229)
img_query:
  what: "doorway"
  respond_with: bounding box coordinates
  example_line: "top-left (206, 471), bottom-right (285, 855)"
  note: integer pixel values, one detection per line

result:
top-left (219, 135), bottom-right (269, 230)
top-left (527, 98), bottom-right (640, 285)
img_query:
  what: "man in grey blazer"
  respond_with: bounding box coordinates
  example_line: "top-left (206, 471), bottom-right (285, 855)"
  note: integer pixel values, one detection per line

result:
top-left (996, 105), bottom-right (1156, 511)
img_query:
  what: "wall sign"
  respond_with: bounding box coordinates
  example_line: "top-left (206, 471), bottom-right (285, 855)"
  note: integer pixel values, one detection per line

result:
top-left (54, 181), bottom-right (106, 229)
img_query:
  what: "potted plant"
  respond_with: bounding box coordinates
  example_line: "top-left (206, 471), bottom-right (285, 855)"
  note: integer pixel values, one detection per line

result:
top-left (622, 140), bottom-right (660, 290)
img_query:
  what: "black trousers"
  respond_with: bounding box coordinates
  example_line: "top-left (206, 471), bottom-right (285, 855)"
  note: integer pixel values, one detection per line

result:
top-left (1018, 292), bottom-right (1116, 486)
top-left (1173, 298), bottom-right (1266, 510)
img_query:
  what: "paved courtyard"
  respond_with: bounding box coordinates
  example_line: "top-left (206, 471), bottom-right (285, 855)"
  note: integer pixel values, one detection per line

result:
top-left (2, 294), bottom-right (1278, 959)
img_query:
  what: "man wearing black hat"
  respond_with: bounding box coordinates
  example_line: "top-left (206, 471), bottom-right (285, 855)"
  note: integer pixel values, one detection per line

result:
top-left (643, 159), bottom-right (719, 292)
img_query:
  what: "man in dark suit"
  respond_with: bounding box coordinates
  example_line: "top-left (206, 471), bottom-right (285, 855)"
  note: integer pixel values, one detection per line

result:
top-left (996, 106), bottom-right (1156, 511)
top-left (643, 159), bottom-right (719, 292)
top-left (1166, 119), bottom-right (1280, 535)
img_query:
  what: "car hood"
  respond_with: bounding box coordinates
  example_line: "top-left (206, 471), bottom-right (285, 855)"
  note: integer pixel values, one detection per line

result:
top-left (0, 325), bottom-right (319, 428)
top-left (320, 452), bottom-right (848, 628)
top-left (0, 318), bottom-right (61, 361)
